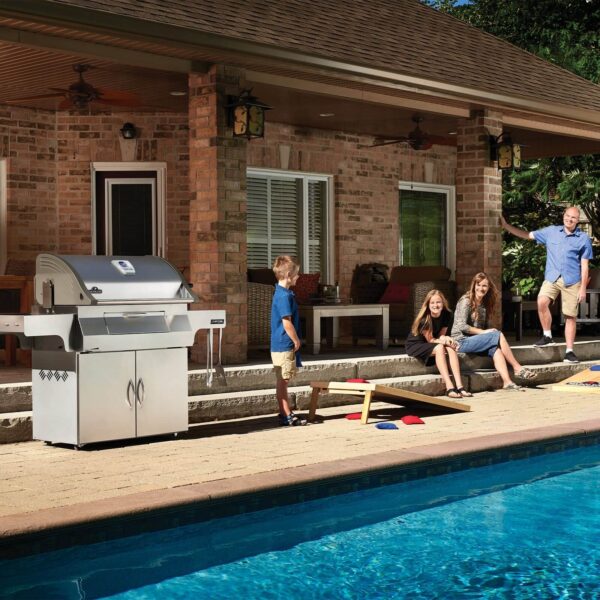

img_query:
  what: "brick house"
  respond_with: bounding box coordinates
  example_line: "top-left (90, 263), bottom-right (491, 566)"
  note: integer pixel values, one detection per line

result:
top-left (0, 0), bottom-right (599, 363)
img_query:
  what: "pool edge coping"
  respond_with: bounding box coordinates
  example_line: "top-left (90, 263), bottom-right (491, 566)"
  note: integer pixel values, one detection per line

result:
top-left (1, 417), bottom-right (599, 558)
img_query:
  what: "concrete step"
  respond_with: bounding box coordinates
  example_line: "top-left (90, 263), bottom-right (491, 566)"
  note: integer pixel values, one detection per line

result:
top-left (3, 340), bottom-right (599, 414)
top-left (0, 359), bottom-right (591, 444)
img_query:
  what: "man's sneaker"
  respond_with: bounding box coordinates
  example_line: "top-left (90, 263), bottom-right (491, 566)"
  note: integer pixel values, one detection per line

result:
top-left (534, 335), bottom-right (555, 347)
top-left (563, 351), bottom-right (579, 364)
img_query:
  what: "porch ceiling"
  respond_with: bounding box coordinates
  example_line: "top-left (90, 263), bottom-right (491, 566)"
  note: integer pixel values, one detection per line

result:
top-left (0, 38), bottom-right (598, 159)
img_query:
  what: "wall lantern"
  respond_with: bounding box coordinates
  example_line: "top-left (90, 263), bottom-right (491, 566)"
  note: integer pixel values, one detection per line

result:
top-left (226, 89), bottom-right (271, 139)
top-left (489, 132), bottom-right (521, 169)
top-left (120, 122), bottom-right (138, 140)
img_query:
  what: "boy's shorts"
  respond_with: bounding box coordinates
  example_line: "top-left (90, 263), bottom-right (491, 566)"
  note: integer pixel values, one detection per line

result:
top-left (272, 350), bottom-right (297, 381)
top-left (539, 277), bottom-right (580, 317)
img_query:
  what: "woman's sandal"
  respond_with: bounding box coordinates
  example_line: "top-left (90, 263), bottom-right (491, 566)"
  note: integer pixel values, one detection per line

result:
top-left (515, 368), bottom-right (537, 380)
top-left (503, 383), bottom-right (526, 391)
top-left (456, 387), bottom-right (473, 398)
top-left (446, 388), bottom-right (462, 399)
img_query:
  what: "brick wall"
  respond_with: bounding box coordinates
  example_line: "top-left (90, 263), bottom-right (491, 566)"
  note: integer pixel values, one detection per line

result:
top-left (247, 122), bottom-right (457, 294)
top-left (0, 106), bottom-right (57, 260)
top-left (455, 110), bottom-right (503, 294)
top-left (55, 112), bottom-right (190, 266)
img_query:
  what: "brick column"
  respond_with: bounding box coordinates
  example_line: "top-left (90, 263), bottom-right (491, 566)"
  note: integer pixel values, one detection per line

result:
top-left (188, 66), bottom-right (247, 364)
top-left (455, 110), bottom-right (503, 296)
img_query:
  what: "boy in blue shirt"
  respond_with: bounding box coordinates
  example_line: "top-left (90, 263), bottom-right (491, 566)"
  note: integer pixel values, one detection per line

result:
top-left (271, 255), bottom-right (307, 426)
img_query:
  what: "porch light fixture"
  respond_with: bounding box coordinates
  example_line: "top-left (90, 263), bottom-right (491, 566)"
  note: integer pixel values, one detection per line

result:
top-left (226, 89), bottom-right (271, 139)
top-left (489, 132), bottom-right (521, 169)
top-left (120, 122), bottom-right (138, 140)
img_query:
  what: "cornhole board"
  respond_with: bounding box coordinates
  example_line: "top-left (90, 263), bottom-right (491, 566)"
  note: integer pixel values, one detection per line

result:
top-left (309, 381), bottom-right (471, 425)
top-left (552, 367), bottom-right (600, 394)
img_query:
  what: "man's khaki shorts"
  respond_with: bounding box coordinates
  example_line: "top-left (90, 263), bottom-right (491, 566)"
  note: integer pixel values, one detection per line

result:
top-left (539, 277), bottom-right (580, 318)
top-left (271, 350), bottom-right (297, 381)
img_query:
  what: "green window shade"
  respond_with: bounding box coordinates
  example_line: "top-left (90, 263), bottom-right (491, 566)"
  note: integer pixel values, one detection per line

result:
top-left (400, 190), bottom-right (446, 266)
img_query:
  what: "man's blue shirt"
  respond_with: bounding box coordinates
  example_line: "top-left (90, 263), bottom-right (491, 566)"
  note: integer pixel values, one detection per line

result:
top-left (532, 225), bottom-right (593, 286)
top-left (270, 284), bottom-right (302, 352)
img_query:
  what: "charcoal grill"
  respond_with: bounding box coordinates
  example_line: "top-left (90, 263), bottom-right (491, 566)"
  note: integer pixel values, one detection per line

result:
top-left (1, 254), bottom-right (225, 447)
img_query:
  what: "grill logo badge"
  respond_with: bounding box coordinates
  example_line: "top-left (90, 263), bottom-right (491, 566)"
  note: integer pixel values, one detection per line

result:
top-left (89, 286), bottom-right (103, 294)
top-left (39, 370), bottom-right (69, 382)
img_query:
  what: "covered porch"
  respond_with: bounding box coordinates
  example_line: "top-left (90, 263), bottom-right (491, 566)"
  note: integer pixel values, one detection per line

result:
top-left (0, 0), bottom-right (600, 369)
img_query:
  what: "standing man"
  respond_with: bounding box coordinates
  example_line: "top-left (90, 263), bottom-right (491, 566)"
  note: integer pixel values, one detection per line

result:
top-left (501, 206), bottom-right (593, 363)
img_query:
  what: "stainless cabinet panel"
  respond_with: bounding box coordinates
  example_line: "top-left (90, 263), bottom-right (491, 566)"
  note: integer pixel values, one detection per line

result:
top-left (135, 347), bottom-right (187, 437)
top-left (78, 352), bottom-right (136, 444)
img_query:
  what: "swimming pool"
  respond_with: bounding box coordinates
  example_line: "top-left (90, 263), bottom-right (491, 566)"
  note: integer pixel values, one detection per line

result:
top-left (1, 444), bottom-right (598, 599)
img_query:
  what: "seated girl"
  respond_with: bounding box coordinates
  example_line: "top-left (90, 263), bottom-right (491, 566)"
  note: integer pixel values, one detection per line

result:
top-left (406, 289), bottom-right (472, 399)
top-left (451, 272), bottom-right (536, 390)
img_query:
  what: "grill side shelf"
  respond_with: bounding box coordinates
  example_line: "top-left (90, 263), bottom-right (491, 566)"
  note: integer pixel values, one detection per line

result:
top-left (23, 314), bottom-right (75, 352)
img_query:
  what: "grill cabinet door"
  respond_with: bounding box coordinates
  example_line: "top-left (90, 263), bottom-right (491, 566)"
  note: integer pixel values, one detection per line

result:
top-left (78, 352), bottom-right (136, 444)
top-left (134, 347), bottom-right (187, 437)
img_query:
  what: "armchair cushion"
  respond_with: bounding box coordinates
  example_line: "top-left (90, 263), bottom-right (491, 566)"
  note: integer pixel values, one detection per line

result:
top-left (291, 272), bottom-right (320, 304)
top-left (379, 282), bottom-right (410, 304)
top-left (247, 268), bottom-right (277, 286)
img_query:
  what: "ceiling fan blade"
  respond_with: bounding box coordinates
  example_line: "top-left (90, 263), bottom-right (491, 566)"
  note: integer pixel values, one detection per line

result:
top-left (58, 97), bottom-right (75, 110)
top-left (48, 88), bottom-right (71, 94)
top-left (426, 135), bottom-right (457, 147)
top-left (94, 97), bottom-right (142, 107)
top-left (370, 138), bottom-right (409, 148)
top-left (96, 88), bottom-right (141, 102)
top-left (4, 92), bottom-right (64, 103)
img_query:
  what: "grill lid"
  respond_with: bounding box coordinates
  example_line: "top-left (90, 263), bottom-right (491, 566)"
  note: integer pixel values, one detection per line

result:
top-left (35, 254), bottom-right (198, 306)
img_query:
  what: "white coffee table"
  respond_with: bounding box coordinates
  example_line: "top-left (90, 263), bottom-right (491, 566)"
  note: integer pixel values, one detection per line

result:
top-left (299, 303), bottom-right (389, 354)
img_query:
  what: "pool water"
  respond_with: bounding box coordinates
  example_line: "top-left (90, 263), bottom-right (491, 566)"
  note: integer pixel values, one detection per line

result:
top-left (1, 445), bottom-right (598, 599)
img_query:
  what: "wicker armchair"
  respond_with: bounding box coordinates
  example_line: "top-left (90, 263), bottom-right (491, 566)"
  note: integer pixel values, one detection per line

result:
top-left (247, 282), bottom-right (273, 348)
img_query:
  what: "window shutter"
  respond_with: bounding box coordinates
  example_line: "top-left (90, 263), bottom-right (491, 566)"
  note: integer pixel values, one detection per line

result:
top-left (247, 177), bottom-right (269, 268)
top-left (270, 178), bottom-right (300, 262)
top-left (307, 180), bottom-right (325, 273)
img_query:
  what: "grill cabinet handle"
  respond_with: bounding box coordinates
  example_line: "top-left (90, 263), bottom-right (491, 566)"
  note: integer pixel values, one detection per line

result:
top-left (136, 378), bottom-right (145, 406)
top-left (126, 379), bottom-right (134, 408)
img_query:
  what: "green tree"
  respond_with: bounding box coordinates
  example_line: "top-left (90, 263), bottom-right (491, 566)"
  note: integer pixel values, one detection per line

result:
top-left (424, 0), bottom-right (600, 292)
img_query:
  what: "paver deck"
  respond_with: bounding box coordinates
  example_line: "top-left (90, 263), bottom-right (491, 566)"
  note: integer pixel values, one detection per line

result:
top-left (1, 385), bottom-right (599, 545)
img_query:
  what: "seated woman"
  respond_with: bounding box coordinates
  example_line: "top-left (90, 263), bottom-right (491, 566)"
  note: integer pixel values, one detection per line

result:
top-left (406, 289), bottom-right (472, 399)
top-left (451, 272), bottom-right (536, 390)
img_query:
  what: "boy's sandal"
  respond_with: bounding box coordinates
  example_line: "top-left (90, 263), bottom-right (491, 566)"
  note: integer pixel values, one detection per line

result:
top-left (446, 388), bottom-right (462, 399)
top-left (279, 412), bottom-right (307, 426)
top-left (515, 368), bottom-right (537, 380)
top-left (456, 387), bottom-right (473, 398)
top-left (503, 383), bottom-right (526, 391)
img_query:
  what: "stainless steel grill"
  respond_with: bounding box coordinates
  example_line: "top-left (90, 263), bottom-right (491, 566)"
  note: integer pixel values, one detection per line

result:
top-left (1, 254), bottom-right (226, 448)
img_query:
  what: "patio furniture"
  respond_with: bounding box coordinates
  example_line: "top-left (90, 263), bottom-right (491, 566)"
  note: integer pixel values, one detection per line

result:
top-left (247, 282), bottom-right (273, 349)
top-left (351, 264), bottom-right (456, 344)
top-left (0, 259), bottom-right (35, 367)
top-left (300, 303), bottom-right (389, 354)
top-left (308, 380), bottom-right (470, 424)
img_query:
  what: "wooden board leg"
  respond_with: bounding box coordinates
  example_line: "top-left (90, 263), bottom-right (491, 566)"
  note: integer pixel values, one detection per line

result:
top-left (360, 390), bottom-right (373, 424)
top-left (308, 387), bottom-right (321, 421)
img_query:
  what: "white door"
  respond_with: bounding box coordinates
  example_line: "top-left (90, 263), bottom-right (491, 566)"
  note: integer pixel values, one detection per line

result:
top-left (135, 348), bottom-right (188, 437)
top-left (78, 352), bottom-right (136, 444)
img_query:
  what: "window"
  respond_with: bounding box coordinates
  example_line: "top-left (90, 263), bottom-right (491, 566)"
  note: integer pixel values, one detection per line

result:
top-left (247, 169), bottom-right (332, 277)
top-left (399, 183), bottom-right (455, 273)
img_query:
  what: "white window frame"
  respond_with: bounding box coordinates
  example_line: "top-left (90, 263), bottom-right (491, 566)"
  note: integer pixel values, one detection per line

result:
top-left (398, 181), bottom-right (456, 277)
top-left (247, 167), bottom-right (335, 282)
top-left (0, 159), bottom-right (6, 274)
top-left (91, 162), bottom-right (166, 257)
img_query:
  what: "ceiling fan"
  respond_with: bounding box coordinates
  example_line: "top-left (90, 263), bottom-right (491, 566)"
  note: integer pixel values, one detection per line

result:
top-left (371, 115), bottom-right (454, 150)
top-left (5, 63), bottom-right (142, 110)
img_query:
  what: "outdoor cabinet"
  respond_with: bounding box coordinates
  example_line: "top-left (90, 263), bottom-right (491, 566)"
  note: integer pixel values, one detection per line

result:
top-left (33, 348), bottom-right (187, 447)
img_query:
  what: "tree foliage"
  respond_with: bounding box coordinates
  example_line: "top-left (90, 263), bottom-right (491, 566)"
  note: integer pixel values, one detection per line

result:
top-left (424, 0), bottom-right (600, 291)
